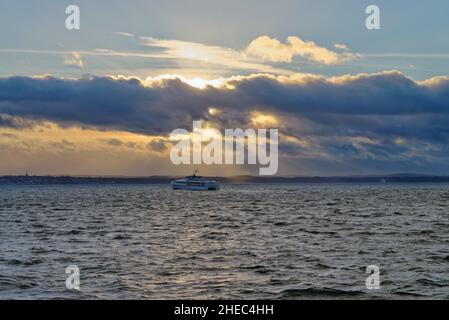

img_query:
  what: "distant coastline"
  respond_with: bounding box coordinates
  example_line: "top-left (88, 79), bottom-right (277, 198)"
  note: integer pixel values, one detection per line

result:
top-left (1, 174), bottom-right (449, 185)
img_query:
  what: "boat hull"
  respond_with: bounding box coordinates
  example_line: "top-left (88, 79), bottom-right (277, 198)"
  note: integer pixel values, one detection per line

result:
top-left (171, 181), bottom-right (220, 191)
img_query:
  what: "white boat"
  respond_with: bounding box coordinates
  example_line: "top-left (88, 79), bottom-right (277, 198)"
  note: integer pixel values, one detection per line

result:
top-left (171, 170), bottom-right (220, 191)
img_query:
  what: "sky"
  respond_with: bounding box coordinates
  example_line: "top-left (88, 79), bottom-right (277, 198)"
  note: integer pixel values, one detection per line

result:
top-left (1, 0), bottom-right (449, 176)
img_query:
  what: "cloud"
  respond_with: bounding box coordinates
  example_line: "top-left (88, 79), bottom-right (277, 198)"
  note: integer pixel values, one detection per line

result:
top-left (1, 71), bottom-right (449, 132)
top-left (1, 71), bottom-right (449, 174)
top-left (63, 52), bottom-right (84, 69)
top-left (50, 139), bottom-right (76, 150)
top-left (104, 138), bottom-right (123, 147)
top-left (0, 114), bottom-right (38, 129)
top-left (114, 31), bottom-right (135, 38)
top-left (245, 36), bottom-right (357, 65)
top-left (334, 44), bottom-right (349, 51)
top-left (139, 36), bottom-right (292, 74)
top-left (141, 35), bottom-right (359, 72)
top-left (148, 139), bottom-right (168, 152)
top-left (0, 132), bottom-right (18, 139)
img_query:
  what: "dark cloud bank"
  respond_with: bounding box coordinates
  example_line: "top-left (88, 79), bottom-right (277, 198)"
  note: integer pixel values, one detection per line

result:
top-left (1, 71), bottom-right (449, 174)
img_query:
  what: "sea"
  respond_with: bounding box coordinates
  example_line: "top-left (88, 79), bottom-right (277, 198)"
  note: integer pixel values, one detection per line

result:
top-left (1, 183), bottom-right (449, 299)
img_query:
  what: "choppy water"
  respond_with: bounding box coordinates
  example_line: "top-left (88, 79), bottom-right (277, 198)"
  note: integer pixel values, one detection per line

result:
top-left (1, 183), bottom-right (449, 299)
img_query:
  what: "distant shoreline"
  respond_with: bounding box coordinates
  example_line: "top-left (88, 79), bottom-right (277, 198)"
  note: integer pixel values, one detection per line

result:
top-left (1, 174), bottom-right (449, 185)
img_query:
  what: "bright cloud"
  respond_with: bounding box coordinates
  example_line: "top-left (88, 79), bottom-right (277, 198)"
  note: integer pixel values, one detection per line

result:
top-left (139, 36), bottom-right (292, 75)
top-left (245, 36), bottom-right (358, 65)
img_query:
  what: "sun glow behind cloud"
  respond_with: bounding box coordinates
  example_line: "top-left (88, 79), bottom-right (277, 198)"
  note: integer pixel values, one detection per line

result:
top-left (139, 36), bottom-right (295, 76)
top-left (142, 74), bottom-right (229, 89)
